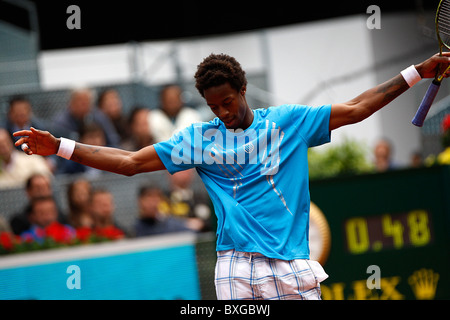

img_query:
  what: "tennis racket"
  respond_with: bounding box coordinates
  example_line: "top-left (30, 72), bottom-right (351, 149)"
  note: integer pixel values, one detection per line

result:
top-left (412, 0), bottom-right (450, 127)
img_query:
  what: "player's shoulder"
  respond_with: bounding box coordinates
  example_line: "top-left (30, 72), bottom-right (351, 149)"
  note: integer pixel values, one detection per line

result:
top-left (200, 117), bottom-right (222, 130)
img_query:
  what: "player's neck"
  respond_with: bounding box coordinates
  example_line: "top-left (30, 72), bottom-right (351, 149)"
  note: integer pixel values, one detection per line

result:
top-left (237, 105), bottom-right (254, 131)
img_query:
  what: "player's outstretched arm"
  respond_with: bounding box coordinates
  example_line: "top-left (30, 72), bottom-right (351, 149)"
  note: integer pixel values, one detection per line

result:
top-left (13, 127), bottom-right (166, 176)
top-left (329, 52), bottom-right (450, 131)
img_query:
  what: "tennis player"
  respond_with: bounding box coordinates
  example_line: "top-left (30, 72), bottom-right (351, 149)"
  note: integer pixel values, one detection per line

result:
top-left (14, 52), bottom-right (450, 300)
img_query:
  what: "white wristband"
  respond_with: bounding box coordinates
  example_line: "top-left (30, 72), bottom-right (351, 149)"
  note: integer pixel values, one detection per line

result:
top-left (57, 138), bottom-right (76, 160)
top-left (401, 65), bottom-right (422, 87)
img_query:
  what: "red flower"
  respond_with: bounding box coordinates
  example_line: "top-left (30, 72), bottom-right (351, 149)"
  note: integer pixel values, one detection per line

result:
top-left (0, 232), bottom-right (15, 251)
top-left (22, 233), bottom-right (34, 243)
top-left (45, 222), bottom-right (76, 244)
top-left (76, 227), bottom-right (92, 242)
top-left (442, 114), bottom-right (450, 132)
top-left (94, 226), bottom-right (124, 240)
top-left (35, 227), bottom-right (46, 239)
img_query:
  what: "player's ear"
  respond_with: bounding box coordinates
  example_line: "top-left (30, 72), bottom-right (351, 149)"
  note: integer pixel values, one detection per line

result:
top-left (240, 86), bottom-right (246, 96)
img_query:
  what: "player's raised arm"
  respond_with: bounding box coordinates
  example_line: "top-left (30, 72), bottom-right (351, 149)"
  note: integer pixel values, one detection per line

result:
top-left (329, 52), bottom-right (450, 131)
top-left (13, 127), bottom-right (166, 176)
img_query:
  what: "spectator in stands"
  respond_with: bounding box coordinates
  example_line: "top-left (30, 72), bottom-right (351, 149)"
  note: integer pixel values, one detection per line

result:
top-left (9, 173), bottom-right (66, 235)
top-left (134, 185), bottom-right (203, 237)
top-left (89, 188), bottom-right (126, 239)
top-left (122, 106), bottom-right (154, 151)
top-left (410, 151), bottom-right (423, 168)
top-left (373, 138), bottom-right (398, 172)
top-left (97, 89), bottom-right (130, 144)
top-left (3, 96), bottom-right (47, 150)
top-left (167, 169), bottom-right (211, 232)
top-left (67, 178), bottom-right (94, 229)
top-left (0, 128), bottom-right (52, 189)
top-left (57, 123), bottom-right (106, 176)
top-left (149, 84), bottom-right (202, 142)
top-left (20, 195), bottom-right (76, 244)
top-left (51, 87), bottom-right (120, 148)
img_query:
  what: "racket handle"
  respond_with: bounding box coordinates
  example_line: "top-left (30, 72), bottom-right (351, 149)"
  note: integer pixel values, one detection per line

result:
top-left (412, 80), bottom-right (441, 127)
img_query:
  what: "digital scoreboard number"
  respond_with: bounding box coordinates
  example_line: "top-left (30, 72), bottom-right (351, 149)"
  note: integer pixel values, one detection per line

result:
top-left (344, 210), bottom-right (433, 254)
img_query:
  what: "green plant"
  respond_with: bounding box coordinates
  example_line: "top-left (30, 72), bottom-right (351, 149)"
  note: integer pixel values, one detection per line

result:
top-left (308, 137), bottom-right (374, 180)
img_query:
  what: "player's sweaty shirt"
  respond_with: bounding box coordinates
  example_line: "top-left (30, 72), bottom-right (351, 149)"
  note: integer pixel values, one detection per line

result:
top-left (154, 104), bottom-right (331, 260)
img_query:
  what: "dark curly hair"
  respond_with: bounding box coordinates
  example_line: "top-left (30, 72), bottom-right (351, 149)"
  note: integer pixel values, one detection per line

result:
top-left (194, 53), bottom-right (247, 98)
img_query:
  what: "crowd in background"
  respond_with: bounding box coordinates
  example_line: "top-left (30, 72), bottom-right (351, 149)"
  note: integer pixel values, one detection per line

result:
top-left (1, 84), bottom-right (203, 180)
top-left (0, 169), bottom-right (211, 243)
top-left (0, 84), bottom-right (211, 251)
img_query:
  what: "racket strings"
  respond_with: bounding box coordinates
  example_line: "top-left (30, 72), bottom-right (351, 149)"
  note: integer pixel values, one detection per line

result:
top-left (438, 1), bottom-right (450, 45)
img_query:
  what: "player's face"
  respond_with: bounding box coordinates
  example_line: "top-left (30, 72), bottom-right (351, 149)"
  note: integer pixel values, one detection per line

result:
top-left (204, 82), bottom-right (253, 130)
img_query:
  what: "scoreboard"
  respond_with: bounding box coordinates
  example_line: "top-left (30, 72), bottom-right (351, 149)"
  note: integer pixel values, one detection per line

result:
top-left (309, 165), bottom-right (450, 300)
top-left (344, 210), bottom-right (433, 255)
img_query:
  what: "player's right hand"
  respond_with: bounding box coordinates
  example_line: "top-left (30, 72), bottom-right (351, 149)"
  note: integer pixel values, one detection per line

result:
top-left (13, 127), bottom-right (60, 156)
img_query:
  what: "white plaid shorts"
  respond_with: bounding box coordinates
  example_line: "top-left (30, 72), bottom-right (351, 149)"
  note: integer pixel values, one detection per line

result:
top-left (214, 249), bottom-right (328, 300)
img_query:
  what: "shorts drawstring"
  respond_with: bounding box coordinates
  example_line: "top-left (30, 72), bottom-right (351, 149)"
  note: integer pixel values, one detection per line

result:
top-left (244, 252), bottom-right (254, 263)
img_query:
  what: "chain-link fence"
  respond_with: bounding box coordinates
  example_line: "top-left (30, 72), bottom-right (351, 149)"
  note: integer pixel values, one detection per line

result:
top-left (421, 96), bottom-right (450, 157)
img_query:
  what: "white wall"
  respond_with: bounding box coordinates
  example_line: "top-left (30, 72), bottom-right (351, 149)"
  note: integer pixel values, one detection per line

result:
top-left (38, 44), bottom-right (133, 88)
top-left (37, 12), bottom-right (437, 166)
top-left (265, 16), bottom-right (382, 155)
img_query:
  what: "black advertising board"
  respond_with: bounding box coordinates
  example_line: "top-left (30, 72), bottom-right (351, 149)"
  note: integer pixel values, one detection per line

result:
top-left (310, 165), bottom-right (450, 300)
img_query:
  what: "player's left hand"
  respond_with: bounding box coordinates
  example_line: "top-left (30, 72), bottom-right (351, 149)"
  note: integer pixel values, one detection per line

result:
top-left (415, 52), bottom-right (450, 79)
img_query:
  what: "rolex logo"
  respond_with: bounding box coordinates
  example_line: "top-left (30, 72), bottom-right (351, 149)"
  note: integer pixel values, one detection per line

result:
top-left (408, 269), bottom-right (439, 300)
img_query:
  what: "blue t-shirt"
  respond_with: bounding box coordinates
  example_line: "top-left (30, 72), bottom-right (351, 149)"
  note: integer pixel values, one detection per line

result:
top-left (154, 104), bottom-right (331, 260)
